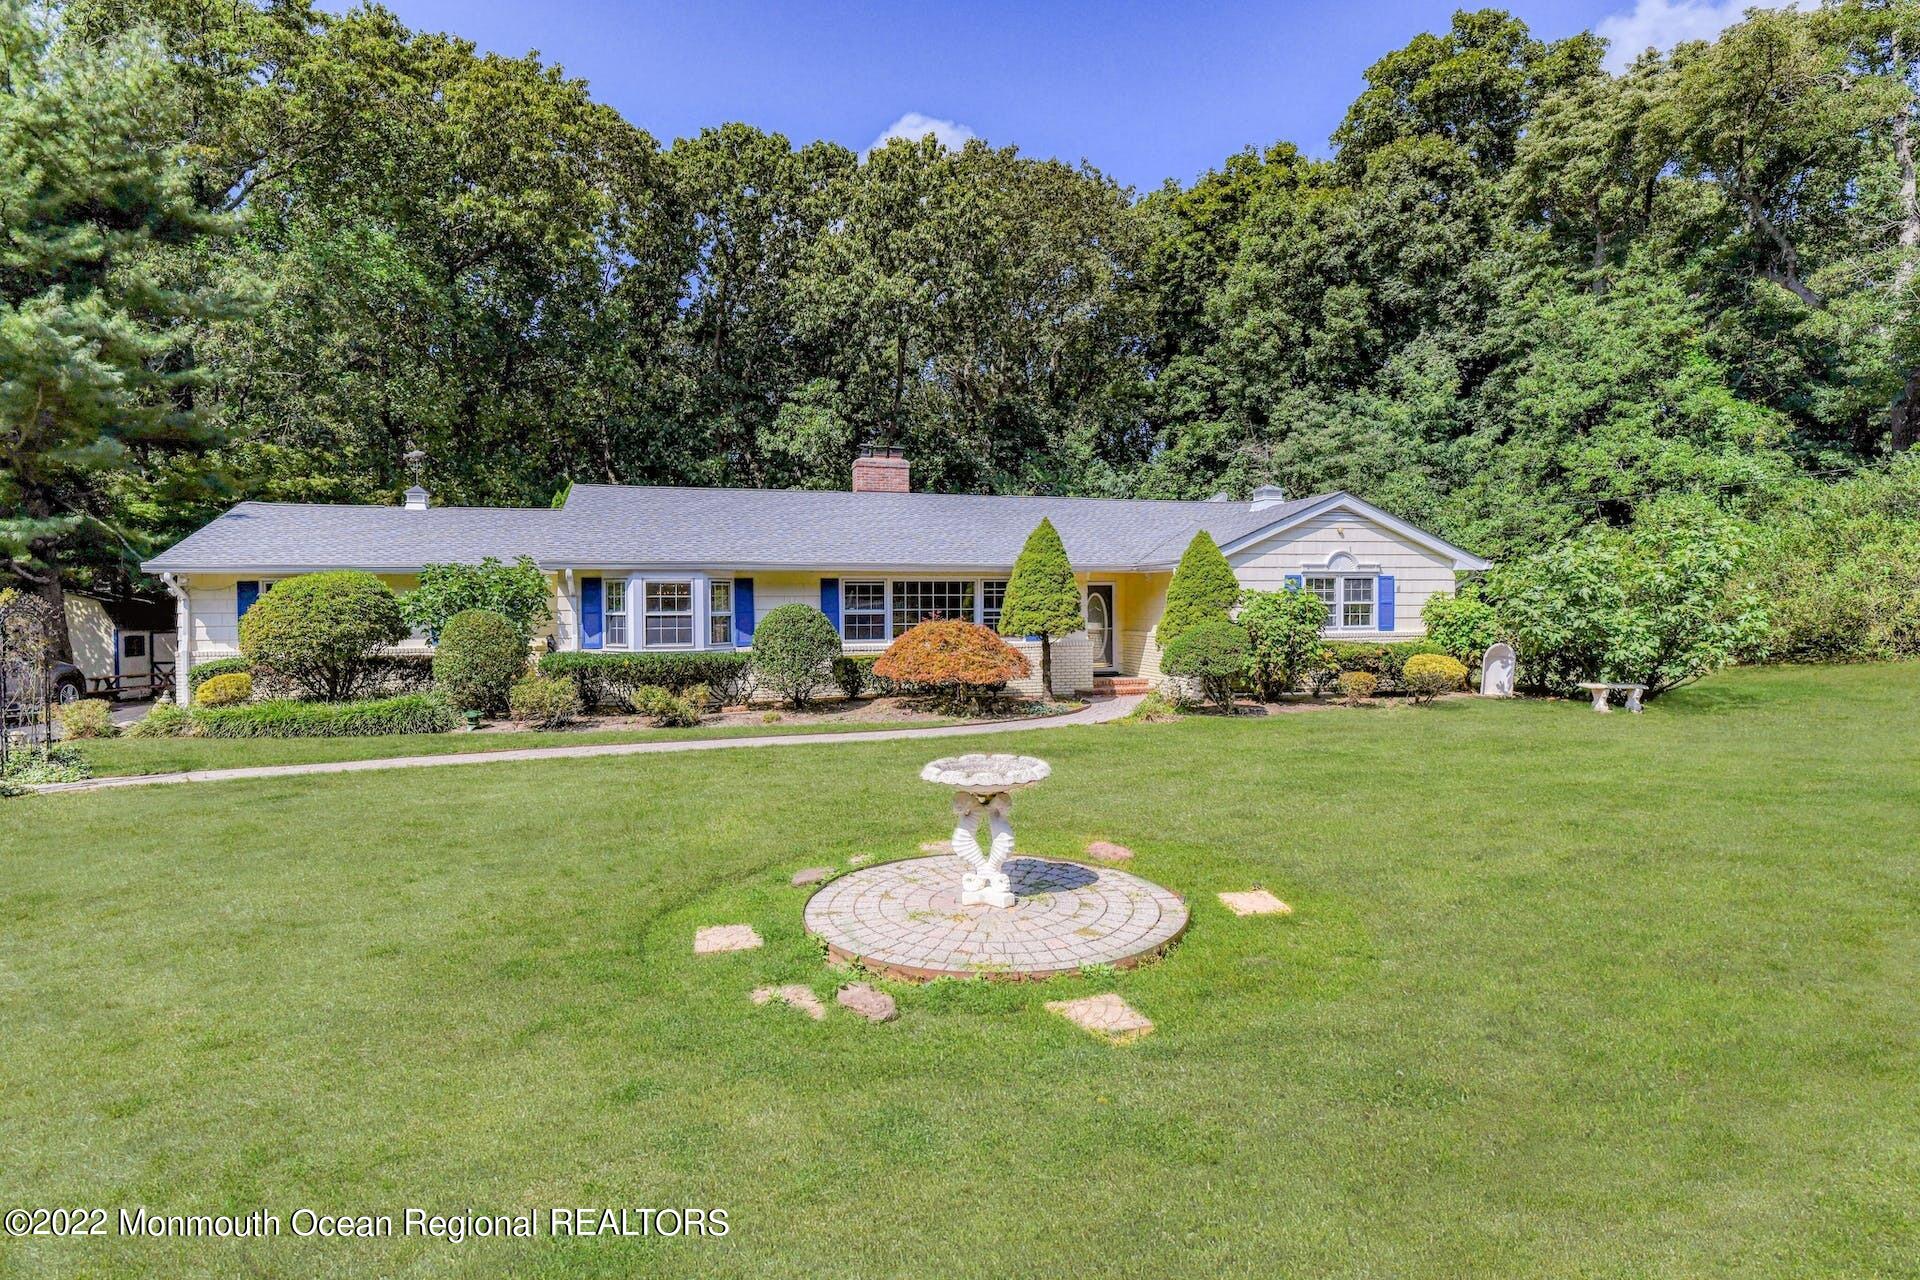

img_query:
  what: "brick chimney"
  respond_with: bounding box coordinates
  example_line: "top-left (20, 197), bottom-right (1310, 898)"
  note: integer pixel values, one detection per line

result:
top-left (852, 444), bottom-right (909, 493)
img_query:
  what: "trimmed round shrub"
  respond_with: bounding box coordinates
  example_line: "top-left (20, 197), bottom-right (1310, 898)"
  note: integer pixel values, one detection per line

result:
top-left (238, 571), bottom-right (409, 701)
top-left (186, 656), bottom-right (251, 694)
top-left (1161, 619), bottom-right (1250, 712)
top-left (873, 620), bottom-right (1031, 711)
top-left (1336, 670), bottom-right (1378, 705)
top-left (432, 609), bottom-right (528, 715)
top-left (508, 673), bottom-right (581, 728)
top-left (1403, 653), bottom-right (1469, 703)
top-left (56, 698), bottom-right (115, 739)
top-left (124, 701), bottom-right (193, 738)
top-left (750, 604), bottom-right (842, 708)
top-left (194, 671), bottom-right (253, 707)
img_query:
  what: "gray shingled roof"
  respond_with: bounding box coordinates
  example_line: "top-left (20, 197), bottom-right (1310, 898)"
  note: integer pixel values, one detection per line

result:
top-left (144, 483), bottom-right (1472, 574)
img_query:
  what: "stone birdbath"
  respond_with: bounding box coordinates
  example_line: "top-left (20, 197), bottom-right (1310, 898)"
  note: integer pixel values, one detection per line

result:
top-left (920, 753), bottom-right (1051, 907)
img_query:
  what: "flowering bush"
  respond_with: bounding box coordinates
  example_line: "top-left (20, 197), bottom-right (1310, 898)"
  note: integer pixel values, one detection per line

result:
top-left (873, 620), bottom-right (1030, 710)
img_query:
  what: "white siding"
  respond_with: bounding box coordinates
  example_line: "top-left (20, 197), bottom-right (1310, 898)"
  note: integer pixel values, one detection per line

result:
top-left (1228, 512), bottom-right (1456, 639)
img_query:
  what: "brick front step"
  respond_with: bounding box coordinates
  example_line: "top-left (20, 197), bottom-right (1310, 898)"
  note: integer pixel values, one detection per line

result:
top-left (1092, 676), bottom-right (1152, 696)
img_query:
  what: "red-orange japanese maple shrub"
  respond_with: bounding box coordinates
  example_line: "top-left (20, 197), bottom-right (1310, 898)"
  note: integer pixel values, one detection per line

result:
top-left (873, 620), bottom-right (1032, 712)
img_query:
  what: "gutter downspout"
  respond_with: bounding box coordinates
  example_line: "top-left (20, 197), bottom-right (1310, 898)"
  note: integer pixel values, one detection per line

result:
top-left (161, 573), bottom-right (191, 706)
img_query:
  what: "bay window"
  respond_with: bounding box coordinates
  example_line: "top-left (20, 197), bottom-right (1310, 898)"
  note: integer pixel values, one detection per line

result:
top-left (643, 581), bottom-right (694, 647)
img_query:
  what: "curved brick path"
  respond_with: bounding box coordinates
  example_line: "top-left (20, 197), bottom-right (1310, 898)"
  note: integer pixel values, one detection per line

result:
top-left (29, 695), bottom-right (1143, 795)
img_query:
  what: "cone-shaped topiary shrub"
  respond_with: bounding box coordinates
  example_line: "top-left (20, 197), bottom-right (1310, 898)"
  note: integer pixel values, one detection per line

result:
top-left (1159, 531), bottom-right (1240, 651)
top-left (998, 518), bottom-right (1082, 698)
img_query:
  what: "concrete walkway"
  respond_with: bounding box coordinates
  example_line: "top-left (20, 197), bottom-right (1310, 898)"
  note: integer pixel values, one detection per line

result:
top-left (29, 695), bottom-right (1144, 795)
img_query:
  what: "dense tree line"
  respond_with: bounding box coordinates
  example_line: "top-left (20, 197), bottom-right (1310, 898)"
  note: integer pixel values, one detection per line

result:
top-left (4, 0), bottom-right (1918, 657)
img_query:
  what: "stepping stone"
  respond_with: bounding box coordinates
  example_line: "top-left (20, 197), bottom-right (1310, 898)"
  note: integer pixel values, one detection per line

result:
top-left (1046, 993), bottom-right (1153, 1042)
top-left (693, 924), bottom-right (763, 954)
top-left (919, 840), bottom-right (952, 854)
top-left (751, 984), bottom-right (825, 1020)
top-left (1218, 890), bottom-right (1292, 917)
top-left (836, 983), bottom-right (898, 1023)
top-left (791, 866), bottom-right (833, 887)
top-left (1085, 840), bottom-right (1133, 862)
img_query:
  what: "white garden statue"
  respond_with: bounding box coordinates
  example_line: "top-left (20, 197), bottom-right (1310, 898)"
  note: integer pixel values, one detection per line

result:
top-left (920, 753), bottom-right (1051, 907)
top-left (1480, 642), bottom-right (1516, 697)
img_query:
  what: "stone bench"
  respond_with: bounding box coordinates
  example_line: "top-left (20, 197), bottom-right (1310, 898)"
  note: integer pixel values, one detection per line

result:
top-left (1576, 682), bottom-right (1646, 714)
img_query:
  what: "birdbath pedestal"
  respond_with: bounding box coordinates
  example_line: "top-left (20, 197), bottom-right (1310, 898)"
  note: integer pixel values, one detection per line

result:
top-left (919, 753), bottom-right (1052, 907)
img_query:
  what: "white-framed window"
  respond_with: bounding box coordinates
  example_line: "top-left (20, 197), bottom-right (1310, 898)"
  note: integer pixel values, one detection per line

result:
top-left (643, 580), bottom-right (694, 647)
top-left (604, 579), bottom-right (629, 648)
top-left (709, 579), bottom-right (733, 647)
top-left (981, 579), bottom-right (1008, 631)
top-left (892, 580), bottom-right (974, 636)
top-left (1342, 577), bottom-right (1375, 629)
top-left (843, 581), bottom-right (887, 642)
top-left (1304, 574), bottom-right (1377, 630)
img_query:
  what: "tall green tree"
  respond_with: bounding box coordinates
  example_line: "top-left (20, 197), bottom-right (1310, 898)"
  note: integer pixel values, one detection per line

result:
top-left (0, 0), bottom-right (234, 658)
top-left (997, 518), bottom-right (1082, 697)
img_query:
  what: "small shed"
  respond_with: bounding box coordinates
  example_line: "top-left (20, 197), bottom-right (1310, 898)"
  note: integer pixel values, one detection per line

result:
top-left (64, 594), bottom-right (178, 700)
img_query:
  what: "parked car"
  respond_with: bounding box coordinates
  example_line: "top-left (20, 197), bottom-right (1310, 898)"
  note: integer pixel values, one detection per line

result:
top-left (2, 656), bottom-right (86, 715)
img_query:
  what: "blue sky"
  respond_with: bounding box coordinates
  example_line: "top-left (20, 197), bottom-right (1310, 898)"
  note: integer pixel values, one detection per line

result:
top-left (352, 0), bottom-right (1777, 191)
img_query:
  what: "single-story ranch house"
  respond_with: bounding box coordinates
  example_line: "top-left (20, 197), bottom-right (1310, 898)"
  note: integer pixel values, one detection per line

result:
top-left (143, 449), bottom-right (1490, 703)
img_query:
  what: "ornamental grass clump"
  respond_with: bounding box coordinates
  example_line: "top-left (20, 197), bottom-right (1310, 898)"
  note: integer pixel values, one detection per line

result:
top-left (55, 698), bottom-right (115, 739)
top-left (874, 620), bottom-right (1030, 713)
top-left (1403, 653), bottom-right (1469, 703)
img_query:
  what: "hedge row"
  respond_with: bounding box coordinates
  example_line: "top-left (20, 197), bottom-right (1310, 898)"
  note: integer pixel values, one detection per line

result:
top-left (537, 651), bottom-right (753, 709)
top-left (189, 694), bottom-right (458, 739)
top-left (1315, 640), bottom-right (1450, 692)
top-left (186, 654), bottom-right (433, 698)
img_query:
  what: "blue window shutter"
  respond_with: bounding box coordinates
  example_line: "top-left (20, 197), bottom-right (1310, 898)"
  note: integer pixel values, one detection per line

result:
top-left (236, 581), bottom-right (260, 620)
top-left (1377, 574), bottom-right (1396, 632)
top-left (820, 578), bottom-right (840, 634)
top-left (733, 578), bottom-right (755, 647)
top-left (581, 577), bottom-right (604, 650)
top-left (1284, 574), bottom-right (1303, 590)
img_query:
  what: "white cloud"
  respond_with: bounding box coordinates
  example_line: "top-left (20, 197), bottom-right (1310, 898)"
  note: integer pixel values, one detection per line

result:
top-left (866, 112), bottom-right (977, 157)
top-left (1597, 0), bottom-right (1803, 72)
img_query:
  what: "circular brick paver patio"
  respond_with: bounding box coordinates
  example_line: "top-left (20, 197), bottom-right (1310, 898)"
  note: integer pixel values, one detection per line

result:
top-left (804, 855), bottom-right (1188, 980)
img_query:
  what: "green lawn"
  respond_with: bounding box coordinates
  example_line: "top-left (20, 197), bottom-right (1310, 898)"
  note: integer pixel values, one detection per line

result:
top-left (72, 713), bottom-right (974, 776)
top-left (3, 664), bottom-right (1917, 1278)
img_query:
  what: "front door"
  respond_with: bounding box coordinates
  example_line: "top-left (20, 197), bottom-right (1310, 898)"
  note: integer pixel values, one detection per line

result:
top-left (1086, 584), bottom-right (1115, 671)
